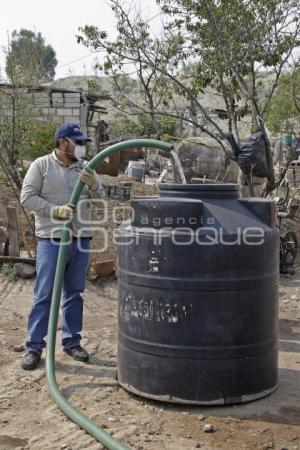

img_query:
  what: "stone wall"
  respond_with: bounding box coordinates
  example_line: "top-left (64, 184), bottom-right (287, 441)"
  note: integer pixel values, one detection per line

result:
top-left (32, 89), bottom-right (100, 144)
top-left (0, 85), bottom-right (99, 144)
top-left (30, 90), bottom-right (82, 126)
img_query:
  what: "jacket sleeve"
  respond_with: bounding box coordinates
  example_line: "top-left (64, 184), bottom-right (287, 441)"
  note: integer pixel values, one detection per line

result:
top-left (20, 160), bottom-right (56, 217)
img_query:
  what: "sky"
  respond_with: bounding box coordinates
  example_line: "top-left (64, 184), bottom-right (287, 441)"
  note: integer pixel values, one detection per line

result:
top-left (0, 0), bottom-right (162, 80)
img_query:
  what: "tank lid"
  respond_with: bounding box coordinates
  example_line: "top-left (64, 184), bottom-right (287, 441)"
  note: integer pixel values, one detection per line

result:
top-left (159, 183), bottom-right (239, 199)
top-left (159, 183), bottom-right (238, 192)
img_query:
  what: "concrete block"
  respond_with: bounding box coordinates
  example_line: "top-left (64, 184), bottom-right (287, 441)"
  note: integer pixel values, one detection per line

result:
top-left (64, 116), bottom-right (76, 123)
top-left (34, 101), bottom-right (50, 107)
top-left (32, 93), bottom-right (48, 99)
top-left (39, 107), bottom-right (51, 116)
top-left (52, 99), bottom-right (64, 106)
top-left (35, 104), bottom-right (51, 109)
top-left (64, 96), bottom-right (81, 102)
top-left (33, 97), bottom-right (50, 105)
top-left (62, 103), bottom-right (80, 108)
top-left (64, 92), bottom-right (81, 98)
top-left (33, 92), bottom-right (49, 99)
top-left (72, 108), bottom-right (80, 116)
top-left (56, 108), bottom-right (73, 116)
top-left (65, 101), bottom-right (81, 107)
top-left (52, 116), bottom-right (64, 124)
top-left (35, 116), bottom-right (49, 122)
top-left (52, 92), bottom-right (64, 98)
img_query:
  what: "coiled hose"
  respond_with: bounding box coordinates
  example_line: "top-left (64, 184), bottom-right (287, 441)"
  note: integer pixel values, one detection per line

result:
top-left (46, 139), bottom-right (173, 449)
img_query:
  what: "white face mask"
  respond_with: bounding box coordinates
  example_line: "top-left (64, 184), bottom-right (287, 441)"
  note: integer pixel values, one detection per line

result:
top-left (74, 145), bottom-right (86, 160)
top-left (67, 138), bottom-right (86, 160)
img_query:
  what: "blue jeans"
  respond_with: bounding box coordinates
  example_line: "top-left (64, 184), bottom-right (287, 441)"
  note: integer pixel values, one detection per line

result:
top-left (26, 238), bottom-right (90, 354)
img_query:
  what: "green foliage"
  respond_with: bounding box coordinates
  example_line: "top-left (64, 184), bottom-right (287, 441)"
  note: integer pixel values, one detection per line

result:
top-left (76, 0), bottom-right (300, 192)
top-left (26, 121), bottom-right (57, 160)
top-left (113, 117), bottom-right (145, 137)
top-left (78, 0), bottom-right (300, 192)
top-left (0, 30), bottom-right (57, 190)
top-left (265, 70), bottom-right (300, 134)
top-left (6, 29), bottom-right (57, 84)
top-left (112, 113), bottom-right (179, 138)
top-left (0, 262), bottom-right (16, 278)
top-left (158, 0), bottom-right (300, 102)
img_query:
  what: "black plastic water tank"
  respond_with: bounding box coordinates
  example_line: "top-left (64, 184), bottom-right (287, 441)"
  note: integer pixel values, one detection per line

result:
top-left (117, 183), bottom-right (279, 404)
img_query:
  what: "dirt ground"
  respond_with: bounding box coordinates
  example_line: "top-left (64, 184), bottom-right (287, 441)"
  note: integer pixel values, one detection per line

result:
top-left (0, 268), bottom-right (299, 450)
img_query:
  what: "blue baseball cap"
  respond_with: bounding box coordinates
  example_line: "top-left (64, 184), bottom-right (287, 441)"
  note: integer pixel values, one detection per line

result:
top-left (54, 122), bottom-right (91, 141)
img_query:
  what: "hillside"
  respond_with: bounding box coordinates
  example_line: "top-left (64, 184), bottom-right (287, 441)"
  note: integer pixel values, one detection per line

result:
top-left (49, 72), bottom-right (283, 141)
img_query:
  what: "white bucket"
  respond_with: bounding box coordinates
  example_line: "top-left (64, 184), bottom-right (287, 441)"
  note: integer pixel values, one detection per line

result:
top-left (126, 160), bottom-right (145, 181)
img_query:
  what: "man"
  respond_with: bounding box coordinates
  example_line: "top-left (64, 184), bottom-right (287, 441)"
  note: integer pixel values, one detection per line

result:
top-left (20, 123), bottom-right (105, 370)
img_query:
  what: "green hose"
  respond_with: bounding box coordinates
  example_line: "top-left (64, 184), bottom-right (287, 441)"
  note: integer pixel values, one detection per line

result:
top-left (46, 139), bottom-right (173, 450)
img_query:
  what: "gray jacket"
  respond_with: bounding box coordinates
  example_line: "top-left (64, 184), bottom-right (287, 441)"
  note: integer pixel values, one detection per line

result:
top-left (20, 150), bottom-right (105, 238)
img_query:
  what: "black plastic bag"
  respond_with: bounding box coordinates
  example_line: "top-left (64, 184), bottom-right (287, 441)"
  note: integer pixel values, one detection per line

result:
top-left (229, 132), bottom-right (270, 178)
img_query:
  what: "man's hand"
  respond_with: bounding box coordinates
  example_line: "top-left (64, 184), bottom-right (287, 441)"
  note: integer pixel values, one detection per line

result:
top-left (53, 204), bottom-right (75, 220)
top-left (79, 167), bottom-right (98, 191)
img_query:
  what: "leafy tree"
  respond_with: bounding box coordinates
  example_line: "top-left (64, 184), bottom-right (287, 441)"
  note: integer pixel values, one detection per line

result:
top-left (265, 68), bottom-right (300, 134)
top-left (6, 29), bottom-right (57, 84)
top-left (112, 113), bottom-right (179, 138)
top-left (26, 121), bottom-right (58, 160)
top-left (78, 0), bottom-right (300, 194)
top-left (0, 30), bottom-right (57, 190)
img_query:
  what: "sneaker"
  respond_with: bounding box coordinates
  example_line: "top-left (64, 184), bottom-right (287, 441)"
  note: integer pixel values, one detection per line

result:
top-left (63, 345), bottom-right (89, 362)
top-left (21, 351), bottom-right (41, 370)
